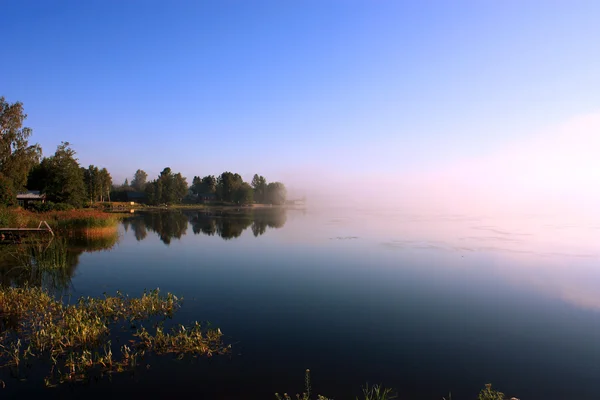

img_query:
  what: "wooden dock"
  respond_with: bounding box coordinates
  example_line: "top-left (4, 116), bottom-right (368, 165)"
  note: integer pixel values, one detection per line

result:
top-left (0, 221), bottom-right (54, 243)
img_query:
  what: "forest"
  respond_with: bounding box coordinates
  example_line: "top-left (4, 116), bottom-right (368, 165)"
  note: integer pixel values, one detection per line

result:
top-left (0, 97), bottom-right (286, 209)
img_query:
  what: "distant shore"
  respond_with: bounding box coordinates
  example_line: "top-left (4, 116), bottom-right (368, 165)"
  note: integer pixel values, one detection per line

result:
top-left (106, 202), bottom-right (304, 213)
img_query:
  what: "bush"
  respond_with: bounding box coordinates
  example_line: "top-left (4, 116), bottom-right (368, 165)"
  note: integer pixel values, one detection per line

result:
top-left (0, 178), bottom-right (16, 207)
top-left (30, 201), bottom-right (75, 212)
top-left (0, 207), bottom-right (28, 227)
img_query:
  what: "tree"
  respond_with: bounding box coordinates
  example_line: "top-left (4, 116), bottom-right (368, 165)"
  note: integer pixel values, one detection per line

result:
top-left (83, 165), bottom-right (100, 204)
top-left (98, 168), bottom-right (112, 202)
top-left (82, 165), bottom-right (112, 203)
top-left (266, 182), bottom-right (287, 205)
top-left (131, 169), bottom-right (148, 191)
top-left (0, 97), bottom-right (42, 192)
top-left (144, 167), bottom-right (188, 205)
top-left (201, 175), bottom-right (216, 194)
top-left (233, 182), bottom-right (254, 205)
top-left (191, 175), bottom-right (216, 196)
top-left (216, 172), bottom-right (243, 202)
top-left (0, 175), bottom-right (16, 206)
top-left (173, 172), bottom-right (188, 203)
top-left (145, 181), bottom-right (157, 205)
top-left (251, 174), bottom-right (267, 203)
top-left (41, 142), bottom-right (86, 207)
top-left (191, 176), bottom-right (202, 195)
top-left (157, 168), bottom-right (174, 204)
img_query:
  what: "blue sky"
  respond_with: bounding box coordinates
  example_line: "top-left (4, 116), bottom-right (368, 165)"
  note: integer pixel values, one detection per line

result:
top-left (2, 1), bottom-right (600, 190)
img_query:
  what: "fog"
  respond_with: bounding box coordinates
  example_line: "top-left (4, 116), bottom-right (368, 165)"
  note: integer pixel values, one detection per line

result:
top-left (290, 111), bottom-right (600, 221)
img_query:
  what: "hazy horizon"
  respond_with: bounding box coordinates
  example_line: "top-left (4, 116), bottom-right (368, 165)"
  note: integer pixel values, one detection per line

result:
top-left (2, 1), bottom-right (599, 217)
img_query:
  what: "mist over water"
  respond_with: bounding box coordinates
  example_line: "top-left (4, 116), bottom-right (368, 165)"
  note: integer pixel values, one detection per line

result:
top-left (288, 112), bottom-right (600, 223)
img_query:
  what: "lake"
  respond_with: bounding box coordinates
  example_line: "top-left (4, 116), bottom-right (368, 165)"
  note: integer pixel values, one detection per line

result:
top-left (1, 207), bottom-right (600, 399)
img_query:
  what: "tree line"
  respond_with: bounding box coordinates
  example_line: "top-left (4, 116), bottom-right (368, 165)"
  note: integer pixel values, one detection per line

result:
top-left (0, 96), bottom-right (286, 208)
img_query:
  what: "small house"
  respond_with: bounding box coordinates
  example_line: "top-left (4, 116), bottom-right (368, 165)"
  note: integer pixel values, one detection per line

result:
top-left (197, 193), bottom-right (217, 203)
top-left (17, 191), bottom-right (46, 208)
top-left (125, 191), bottom-right (147, 204)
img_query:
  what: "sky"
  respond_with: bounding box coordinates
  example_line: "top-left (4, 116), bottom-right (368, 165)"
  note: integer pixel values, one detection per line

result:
top-left (2, 1), bottom-right (600, 212)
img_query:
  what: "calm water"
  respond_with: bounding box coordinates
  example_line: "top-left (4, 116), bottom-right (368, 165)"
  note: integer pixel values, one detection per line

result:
top-left (2, 208), bottom-right (600, 399)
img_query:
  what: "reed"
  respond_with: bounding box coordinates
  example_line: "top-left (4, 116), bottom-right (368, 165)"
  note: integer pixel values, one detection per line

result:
top-left (0, 286), bottom-right (228, 386)
top-left (275, 372), bottom-right (511, 400)
top-left (0, 208), bottom-right (121, 232)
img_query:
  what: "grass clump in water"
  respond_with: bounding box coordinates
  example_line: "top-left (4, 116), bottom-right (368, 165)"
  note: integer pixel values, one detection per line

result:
top-left (477, 384), bottom-right (505, 400)
top-left (0, 286), bottom-right (228, 386)
top-left (276, 371), bottom-right (515, 400)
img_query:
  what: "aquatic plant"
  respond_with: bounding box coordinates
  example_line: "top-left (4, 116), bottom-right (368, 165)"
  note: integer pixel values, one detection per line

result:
top-left (3, 238), bottom-right (75, 292)
top-left (478, 384), bottom-right (505, 400)
top-left (275, 370), bottom-right (332, 400)
top-left (360, 384), bottom-right (397, 400)
top-left (0, 286), bottom-right (227, 386)
top-left (275, 372), bottom-right (513, 400)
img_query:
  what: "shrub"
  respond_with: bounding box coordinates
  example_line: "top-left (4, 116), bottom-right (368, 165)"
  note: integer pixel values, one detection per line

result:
top-left (30, 201), bottom-right (75, 212)
top-left (0, 178), bottom-right (15, 207)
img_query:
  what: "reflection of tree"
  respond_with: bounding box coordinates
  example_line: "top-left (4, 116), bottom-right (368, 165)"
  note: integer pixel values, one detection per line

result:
top-left (251, 208), bottom-right (287, 235)
top-left (141, 212), bottom-right (188, 245)
top-left (190, 208), bottom-right (287, 240)
top-left (216, 215), bottom-right (253, 240)
top-left (251, 220), bottom-right (266, 237)
top-left (128, 218), bottom-right (148, 241)
top-left (192, 216), bottom-right (216, 236)
top-left (122, 219), bottom-right (130, 232)
top-left (128, 209), bottom-right (288, 243)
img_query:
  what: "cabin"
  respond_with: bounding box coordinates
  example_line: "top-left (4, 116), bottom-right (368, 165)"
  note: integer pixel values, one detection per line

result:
top-left (197, 193), bottom-right (217, 203)
top-left (17, 190), bottom-right (46, 208)
top-left (125, 191), bottom-right (147, 204)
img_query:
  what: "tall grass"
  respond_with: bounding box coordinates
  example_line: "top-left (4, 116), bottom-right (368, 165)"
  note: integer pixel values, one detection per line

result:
top-left (5, 238), bottom-right (74, 292)
top-left (0, 207), bottom-right (120, 231)
top-left (42, 210), bottom-right (120, 230)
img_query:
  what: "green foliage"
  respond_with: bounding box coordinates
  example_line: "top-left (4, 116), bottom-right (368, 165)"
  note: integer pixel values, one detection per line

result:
top-left (35, 142), bottom-right (87, 207)
top-left (30, 201), bottom-right (75, 212)
top-left (216, 171), bottom-right (244, 202)
top-left (478, 384), bottom-right (505, 400)
top-left (251, 174), bottom-right (267, 203)
top-left (0, 207), bottom-right (29, 227)
top-left (0, 175), bottom-right (16, 206)
top-left (131, 169), bottom-right (148, 191)
top-left (83, 165), bottom-right (112, 204)
top-left (0, 286), bottom-right (228, 386)
top-left (234, 182), bottom-right (254, 205)
top-left (202, 175), bottom-right (217, 193)
top-left (266, 181), bottom-right (287, 205)
top-left (145, 167), bottom-right (188, 205)
top-left (0, 97), bottom-right (42, 192)
top-left (191, 175), bottom-right (217, 196)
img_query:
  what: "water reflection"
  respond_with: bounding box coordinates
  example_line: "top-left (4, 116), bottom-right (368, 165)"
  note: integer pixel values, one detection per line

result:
top-left (139, 212), bottom-right (189, 244)
top-left (127, 208), bottom-right (287, 244)
top-left (0, 232), bottom-right (120, 292)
